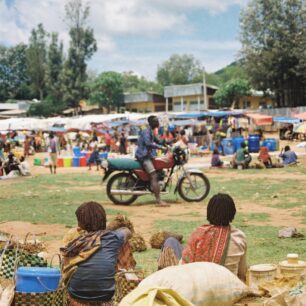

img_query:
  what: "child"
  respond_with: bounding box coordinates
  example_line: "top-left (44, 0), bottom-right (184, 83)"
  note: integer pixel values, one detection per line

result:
top-left (211, 149), bottom-right (223, 168)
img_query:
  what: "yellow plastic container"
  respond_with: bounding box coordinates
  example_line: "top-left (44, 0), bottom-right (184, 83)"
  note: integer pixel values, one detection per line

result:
top-left (63, 157), bottom-right (72, 167)
top-left (249, 264), bottom-right (277, 290)
top-left (279, 254), bottom-right (306, 277)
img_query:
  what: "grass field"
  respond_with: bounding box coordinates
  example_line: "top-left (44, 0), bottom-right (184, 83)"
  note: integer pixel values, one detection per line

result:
top-left (0, 164), bottom-right (306, 275)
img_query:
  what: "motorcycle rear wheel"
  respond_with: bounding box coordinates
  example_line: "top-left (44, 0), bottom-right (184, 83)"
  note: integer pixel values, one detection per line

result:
top-left (178, 172), bottom-right (210, 202)
top-left (107, 173), bottom-right (138, 205)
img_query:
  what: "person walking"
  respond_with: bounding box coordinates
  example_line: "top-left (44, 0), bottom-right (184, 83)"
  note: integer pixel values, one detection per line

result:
top-left (48, 132), bottom-right (60, 174)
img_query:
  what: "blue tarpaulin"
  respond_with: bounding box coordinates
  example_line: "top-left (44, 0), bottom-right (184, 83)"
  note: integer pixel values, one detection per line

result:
top-left (106, 120), bottom-right (129, 127)
top-left (273, 117), bottom-right (301, 124)
top-left (169, 119), bottom-right (196, 126)
top-left (45, 127), bottom-right (67, 132)
top-left (176, 111), bottom-right (244, 119)
top-left (176, 112), bottom-right (210, 119)
top-left (209, 110), bottom-right (244, 117)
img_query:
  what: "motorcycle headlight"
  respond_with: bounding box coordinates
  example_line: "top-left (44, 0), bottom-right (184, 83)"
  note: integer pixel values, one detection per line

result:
top-left (101, 160), bottom-right (109, 169)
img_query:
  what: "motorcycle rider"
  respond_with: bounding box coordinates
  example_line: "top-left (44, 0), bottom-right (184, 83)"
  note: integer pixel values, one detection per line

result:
top-left (136, 115), bottom-right (169, 207)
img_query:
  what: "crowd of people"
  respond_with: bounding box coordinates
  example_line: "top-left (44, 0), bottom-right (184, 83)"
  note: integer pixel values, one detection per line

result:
top-left (0, 114), bottom-right (300, 181)
top-left (210, 143), bottom-right (298, 169)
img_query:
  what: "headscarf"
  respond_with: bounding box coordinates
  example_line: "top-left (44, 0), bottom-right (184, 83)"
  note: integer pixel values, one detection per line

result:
top-left (258, 146), bottom-right (270, 162)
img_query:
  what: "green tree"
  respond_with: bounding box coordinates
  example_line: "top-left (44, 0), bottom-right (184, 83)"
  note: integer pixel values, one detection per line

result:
top-left (27, 96), bottom-right (64, 117)
top-left (26, 23), bottom-right (48, 101)
top-left (214, 61), bottom-right (247, 84)
top-left (89, 71), bottom-right (124, 112)
top-left (122, 71), bottom-right (163, 94)
top-left (214, 79), bottom-right (251, 107)
top-left (157, 54), bottom-right (203, 86)
top-left (240, 0), bottom-right (306, 107)
top-left (45, 32), bottom-right (64, 104)
top-left (61, 0), bottom-right (97, 108)
top-left (0, 44), bottom-right (30, 101)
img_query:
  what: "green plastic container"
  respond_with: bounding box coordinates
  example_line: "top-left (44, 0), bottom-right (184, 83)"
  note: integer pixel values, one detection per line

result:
top-left (34, 158), bottom-right (41, 166)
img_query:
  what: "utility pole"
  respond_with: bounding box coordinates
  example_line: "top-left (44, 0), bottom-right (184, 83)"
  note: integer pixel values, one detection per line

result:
top-left (202, 66), bottom-right (209, 110)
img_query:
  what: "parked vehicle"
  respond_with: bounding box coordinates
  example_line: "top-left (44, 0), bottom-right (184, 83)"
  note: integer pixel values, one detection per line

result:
top-left (101, 147), bottom-right (210, 205)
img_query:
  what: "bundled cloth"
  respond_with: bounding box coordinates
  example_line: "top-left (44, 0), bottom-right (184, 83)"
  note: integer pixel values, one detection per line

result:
top-left (119, 286), bottom-right (195, 306)
top-left (149, 232), bottom-right (183, 249)
top-left (138, 262), bottom-right (249, 306)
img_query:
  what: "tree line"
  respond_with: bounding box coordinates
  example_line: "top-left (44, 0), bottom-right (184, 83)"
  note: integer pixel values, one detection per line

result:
top-left (0, 0), bottom-right (305, 115)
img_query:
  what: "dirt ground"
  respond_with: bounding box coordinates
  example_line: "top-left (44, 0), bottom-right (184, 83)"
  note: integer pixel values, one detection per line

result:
top-left (1, 138), bottom-right (306, 258)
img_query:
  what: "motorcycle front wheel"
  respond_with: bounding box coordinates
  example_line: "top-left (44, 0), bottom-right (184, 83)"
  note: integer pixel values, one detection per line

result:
top-left (106, 172), bottom-right (138, 205)
top-left (178, 172), bottom-right (210, 202)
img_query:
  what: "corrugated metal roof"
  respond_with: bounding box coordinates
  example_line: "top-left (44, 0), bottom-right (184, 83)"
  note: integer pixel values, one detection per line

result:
top-left (164, 83), bottom-right (218, 98)
top-left (124, 92), bottom-right (154, 104)
top-left (0, 103), bottom-right (19, 110)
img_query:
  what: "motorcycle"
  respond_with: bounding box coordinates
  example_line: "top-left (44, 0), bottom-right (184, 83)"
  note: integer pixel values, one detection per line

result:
top-left (101, 146), bottom-right (210, 205)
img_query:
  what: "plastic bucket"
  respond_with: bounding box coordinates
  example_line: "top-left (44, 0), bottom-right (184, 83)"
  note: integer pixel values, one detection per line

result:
top-left (99, 152), bottom-right (108, 159)
top-left (249, 264), bottom-right (277, 290)
top-left (221, 138), bottom-right (234, 155)
top-left (44, 157), bottom-right (49, 166)
top-left (57, 158), bottom-right (64, 167)
top-left (73, 147), bottom-right (82, 157)
top-left (64, 157), bottom-right (72, 167)
top-left (248, 134), bottom-right (260, 153)
top-left (15, 267), bottom-right (61, 293)
top-left (33, 158), bottom-right (41, 166)
top-left (72, 157), bottom-right (80, 167)
top-left (80, 156), bottom-right (87, 167)
top-left (233, 136), bottom-right (245, 152)
top-left (263, 138), bottom-right (277, 152)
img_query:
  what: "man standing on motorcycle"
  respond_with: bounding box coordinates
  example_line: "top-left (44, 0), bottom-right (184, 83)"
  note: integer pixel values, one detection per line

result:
top-left (136, 116), bottom-right (169, 207)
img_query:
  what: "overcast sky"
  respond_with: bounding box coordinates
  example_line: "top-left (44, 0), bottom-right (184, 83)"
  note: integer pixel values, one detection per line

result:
top-left (1, 0), bottom-right (248, 79)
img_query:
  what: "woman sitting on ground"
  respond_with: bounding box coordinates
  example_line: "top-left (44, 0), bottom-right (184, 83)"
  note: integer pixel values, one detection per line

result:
top-left (158, 193), bottom-right (247, 281)
top-left (279, 145), bottom-right (298, 166)
top-left (211, 149), bottom-right (224, 168)
top-left (232, 142), bottom-right (252, 169)
top-left (258, 146), bottom-right (273, 168)
top-left (61, 202), bottom-right (134, 306)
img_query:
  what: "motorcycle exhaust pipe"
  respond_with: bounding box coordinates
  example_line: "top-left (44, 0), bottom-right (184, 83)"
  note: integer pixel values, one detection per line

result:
top-left (110, 190), bottom-right (169, 196)
top-left (110, 189), bottom-right (151, 195)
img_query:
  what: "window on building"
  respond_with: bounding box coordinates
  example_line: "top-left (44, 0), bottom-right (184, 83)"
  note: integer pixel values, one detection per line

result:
top-left (243, 100), bottom-right (251, 109)
top-left (259, 101), bottom-right (267, 109)
top-left (155, 105), bottom-right (165, 112)
top-left (173, 101), bottom-right (187, 111)
top-left (189, 100), bottom-right (199, 111)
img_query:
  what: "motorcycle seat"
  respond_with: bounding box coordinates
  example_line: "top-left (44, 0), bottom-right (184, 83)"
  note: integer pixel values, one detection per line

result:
top-left (107, 158), bottom-right (142, 170)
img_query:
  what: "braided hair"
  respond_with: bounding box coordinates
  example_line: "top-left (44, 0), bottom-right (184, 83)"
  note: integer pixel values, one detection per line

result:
top-left (207, 193), bottom-right (236, 226)
top-left (75, 201), bottom-right (107, 232)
